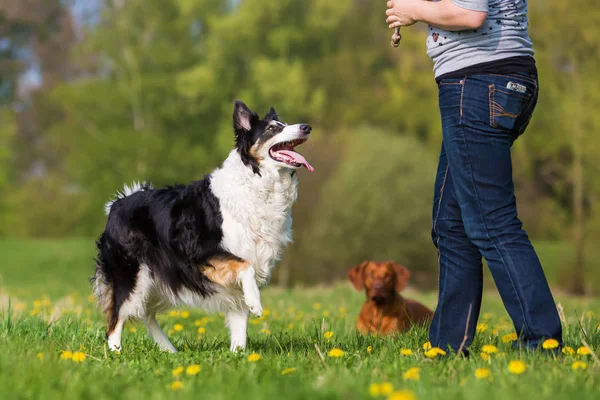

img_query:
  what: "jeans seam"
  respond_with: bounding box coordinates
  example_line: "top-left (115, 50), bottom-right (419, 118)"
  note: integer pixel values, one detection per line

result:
top-left (456, 124), bottom-right (533, 338)
top-left (459, 79), bottom-right (466, 118)
top-left (432, 164), bottom-right (449, 342)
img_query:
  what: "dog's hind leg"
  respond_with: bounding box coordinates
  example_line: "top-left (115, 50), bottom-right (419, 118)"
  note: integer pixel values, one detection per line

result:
top-left (203, 253), bottom-right (262, 317)
top-left (145, 314), bottom-right (177, 353)
top-left (108, 318), bottom-right (125, 352)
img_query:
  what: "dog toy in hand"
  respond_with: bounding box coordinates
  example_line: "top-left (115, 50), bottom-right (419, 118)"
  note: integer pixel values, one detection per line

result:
top-left (391, 27), bottom-right (401, 48)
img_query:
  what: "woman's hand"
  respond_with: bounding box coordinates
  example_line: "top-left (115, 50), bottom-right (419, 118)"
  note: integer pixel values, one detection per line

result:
top-left (386, 0), bottom-right (419, 29)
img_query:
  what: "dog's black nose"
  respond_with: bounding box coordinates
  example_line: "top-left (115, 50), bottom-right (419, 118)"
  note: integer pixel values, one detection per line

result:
top-left (300, 124), bottom-right (312, 134)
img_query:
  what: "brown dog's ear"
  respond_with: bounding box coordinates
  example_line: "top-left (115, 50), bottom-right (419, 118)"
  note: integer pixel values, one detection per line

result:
top-left (390, 262), bottom-right (410, 292)
top-left (348, 262), bottom-right (368, 291)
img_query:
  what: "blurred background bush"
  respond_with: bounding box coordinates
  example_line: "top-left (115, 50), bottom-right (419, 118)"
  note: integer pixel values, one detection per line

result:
top-left (1, 0), bottom-right (598, 293)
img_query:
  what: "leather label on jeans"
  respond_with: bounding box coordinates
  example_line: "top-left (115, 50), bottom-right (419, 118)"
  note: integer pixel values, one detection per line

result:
top-left (506, 82), bottom-right (527, 94)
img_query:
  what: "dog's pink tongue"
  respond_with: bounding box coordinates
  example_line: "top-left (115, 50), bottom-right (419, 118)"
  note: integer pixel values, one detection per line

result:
top-left (277, 150), bottom-right (315, 172)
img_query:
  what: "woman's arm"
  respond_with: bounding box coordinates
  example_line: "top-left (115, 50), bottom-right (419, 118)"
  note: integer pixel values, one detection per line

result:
top-left (386, 0), bottom-right (488, 32)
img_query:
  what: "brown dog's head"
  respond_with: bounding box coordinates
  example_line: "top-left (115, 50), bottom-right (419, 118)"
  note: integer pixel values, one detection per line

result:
top-left (348, 261), bottom-right (410, 303)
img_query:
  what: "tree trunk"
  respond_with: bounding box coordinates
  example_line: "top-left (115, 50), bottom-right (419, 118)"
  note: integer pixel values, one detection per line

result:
top-left (571, 72), bottom-right (586, 295)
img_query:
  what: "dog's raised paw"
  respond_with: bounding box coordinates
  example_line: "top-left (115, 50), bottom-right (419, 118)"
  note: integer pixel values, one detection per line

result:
top-left (245, 296), bottom-right (263, 317)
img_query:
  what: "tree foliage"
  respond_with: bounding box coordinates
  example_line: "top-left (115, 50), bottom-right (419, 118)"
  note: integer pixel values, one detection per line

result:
top-left (1, 0), bottom-right (599, 288)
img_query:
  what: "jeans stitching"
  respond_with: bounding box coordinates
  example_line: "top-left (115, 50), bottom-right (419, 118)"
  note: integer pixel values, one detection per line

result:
top-left (456, 124), bottom-right (533, 338)
top-left (477, 73), bottom-right (537, 85)
top-left (460, 79), bottom-right (466, 118)
top-left (432, 163), bottom-right (449, 343)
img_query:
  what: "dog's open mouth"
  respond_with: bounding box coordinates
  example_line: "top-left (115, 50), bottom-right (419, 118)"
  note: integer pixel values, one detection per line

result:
top-left (269, 138), bottom-right (314, 172)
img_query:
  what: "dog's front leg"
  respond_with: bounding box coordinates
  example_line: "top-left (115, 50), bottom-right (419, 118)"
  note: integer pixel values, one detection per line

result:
top-left (203, 253), bottom-right (263, 317)
top-left (226, 308), bottom-right (250, 352)
top-left (238, 266), bottom-right (263, 317)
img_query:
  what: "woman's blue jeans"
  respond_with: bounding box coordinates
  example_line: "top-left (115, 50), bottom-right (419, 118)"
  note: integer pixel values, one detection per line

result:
top-left (429, 73), bottom-right (562, 353)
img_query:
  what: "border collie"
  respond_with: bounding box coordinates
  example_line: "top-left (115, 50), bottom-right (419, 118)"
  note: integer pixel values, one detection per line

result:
top-left (92, 100), bottom-right (313, 353)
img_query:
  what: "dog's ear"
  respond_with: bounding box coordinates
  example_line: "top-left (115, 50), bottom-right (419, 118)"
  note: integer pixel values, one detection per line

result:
top-left (264, 106), bottom-right (278, 121)
top-left (233, 100), bottom-right (258, 134)
top-left (390, 262), bottom-right (410, 292)
top-left (348, 261), bottom-right (369, 291)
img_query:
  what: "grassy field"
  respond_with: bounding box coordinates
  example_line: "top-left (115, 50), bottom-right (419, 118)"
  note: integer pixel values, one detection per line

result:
top-left (1, 239), bottom-right (599, 400)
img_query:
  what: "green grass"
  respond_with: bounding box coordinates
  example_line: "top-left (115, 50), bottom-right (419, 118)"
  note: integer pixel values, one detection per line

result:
top-left (1, 239), bottom-right (599, 399)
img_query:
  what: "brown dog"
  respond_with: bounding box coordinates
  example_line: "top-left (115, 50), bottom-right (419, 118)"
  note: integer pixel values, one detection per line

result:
top-left (348, 261), bottom-right (433, 335)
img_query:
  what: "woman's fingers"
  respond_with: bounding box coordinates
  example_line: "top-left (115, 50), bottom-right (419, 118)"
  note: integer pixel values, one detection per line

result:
top-left (386, 15), bottom-right (400, 24)
top-left (389, 22), bottom-right (402, 29)
top-left (387, 1), bottom-right (393, 8)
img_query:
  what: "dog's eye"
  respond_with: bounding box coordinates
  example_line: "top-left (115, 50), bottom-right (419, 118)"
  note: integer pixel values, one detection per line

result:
top-left (267, 125), bottom-right (274, 131)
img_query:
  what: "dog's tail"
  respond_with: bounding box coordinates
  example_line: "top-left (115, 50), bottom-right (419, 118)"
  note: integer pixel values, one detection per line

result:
top-left (104, 181), bottom-right (153, 216)
top-left (90, 250), bottom-right (117, 335)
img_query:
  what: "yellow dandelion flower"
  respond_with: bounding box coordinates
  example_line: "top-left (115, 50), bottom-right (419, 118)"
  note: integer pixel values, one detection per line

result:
top-left (422, 341), bottom-right (432, 350)
top-left (172, 366), bottom-right (184, 377)
top-left (584, 311), bottom-right (595, 319)
top-left (403, 367), bottom-right (420, 381)
top-left (186, 364), bottom-right (201, 376)
top-left (480, 352), bottom-right (490, 361)
top-left (41, 299), bottom-right (51, 307)
top-left (338, 306), bottom-right (347, 314)
top-left (424, 347), bottom-right (446, 358)
top-left (576, 346), bottom-right (591, 356)
top-left (542, 339), bottom-right (559, 350)
top-left (369, 383), bottom-right (381, 397)
top-left (247, 352), bottom-right (261, 362)
top-left (482, 345), bottom-right (498, 354)
top-left (287, 324), bottom-right (294, 330)
top-left (260, 328), bottom-right (271, 335)
top-left (324, 331), bottom-right (334, 339)
top-left (476, 323), bottom-right (488, 333)
top-left (281, 367), bottom-right (297, 375)
top-left (507, 360), bottom-right (526, 375)
top-left (474, 368), bottom-right (492, 380)
top-left (482, 312), bottom-right (492, 320)
top-left (562, 346), bottom-right (575, 355)
top-left (197, 327), bottom-right (206, 335)
top-left (262, 309), bottom-right (271, 316)
top-left (322, 310), bottom-right (331, 317)
top-left (129, 327), bottom-right (137, 333)
top-left (60, 351), bottom-right (73, 360)
top-left (492, 328), bottom-right (500, 336)
top-left (387, 390), bottom-right (417, 400)
top-left (71, 352), bottom-right (86, 363)
top-left (170, 381), bottom-right (184, 391)
top-left (250, 318), bottom-right (261, 325)
top-left (572, 361), bottom-right (587, 371)
top-left (181, 311), bottom-right (190, 319)
top-left (168, 310), bottom-right (179, 317)
top-left (400, 349), bottom-right (413, 356)
top-left (312, 303), bottom-right (322, 310)
top-left (367, 346), bottom-right (373, 353)
top-left (328, 348), bottom-right (345, 358)
top-left (36, 353), bottom-right (44, 360)
top-left (33, 300), bottom-right (42, 308)
top-left (87, 294), bottom-right (96, 303)
top-left (380, 382), bottom-right (394, 395)
top-left (194, 319), bottom-right (202, 326)
top-left (502, 333), bottom-right (518, 343)
top-left (174, 324), bottom-right (184, 332)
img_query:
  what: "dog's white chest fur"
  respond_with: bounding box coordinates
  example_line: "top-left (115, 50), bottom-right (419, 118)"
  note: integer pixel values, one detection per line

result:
top-left (210, 150), bottom-right (298, 286)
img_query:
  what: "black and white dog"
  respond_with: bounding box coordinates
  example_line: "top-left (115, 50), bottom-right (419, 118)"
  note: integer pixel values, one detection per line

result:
top-left (93, 100), bottom-right (313, 353)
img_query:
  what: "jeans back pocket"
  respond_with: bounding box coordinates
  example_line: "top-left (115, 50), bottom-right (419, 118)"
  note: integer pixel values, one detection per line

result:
top-left (488, 83), bottom-right (533, 132)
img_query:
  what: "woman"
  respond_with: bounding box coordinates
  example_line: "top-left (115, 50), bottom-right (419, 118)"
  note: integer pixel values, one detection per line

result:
top-left (385, 0), bottom-right (562, 354)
